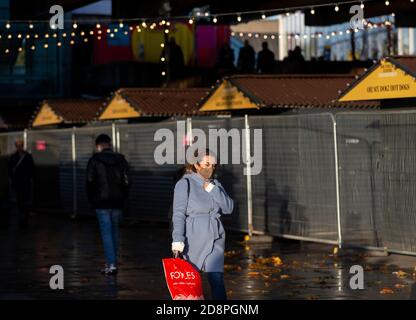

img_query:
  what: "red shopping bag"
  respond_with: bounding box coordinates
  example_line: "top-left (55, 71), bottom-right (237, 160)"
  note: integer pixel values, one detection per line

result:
top-left (162, 258), bottom-right (204, 300)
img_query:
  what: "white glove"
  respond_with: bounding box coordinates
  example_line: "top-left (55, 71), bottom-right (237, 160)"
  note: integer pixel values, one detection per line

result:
top-left (204, 182), bottom-right (215, 192)
top-left (172, 242), bottom-right (185, 253)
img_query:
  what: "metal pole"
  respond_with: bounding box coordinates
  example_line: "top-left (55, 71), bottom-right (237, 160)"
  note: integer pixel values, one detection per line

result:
top-left (330, 114), bottom-right (342, 248)
top-left (23, 129), bottom-right (28, 150)
top-left (245, 115), bottom-right (254, 237)
top-left (116, 128), bottom-right (121, 153)
top-left (71, 127), bottom-right (77, 218)
top-left (112, 121), bottom-right (117, 150)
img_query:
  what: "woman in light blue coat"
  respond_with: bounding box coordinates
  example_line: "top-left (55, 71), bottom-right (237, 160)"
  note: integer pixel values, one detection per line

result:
top-left (171, 149), bottom-right (234, 300)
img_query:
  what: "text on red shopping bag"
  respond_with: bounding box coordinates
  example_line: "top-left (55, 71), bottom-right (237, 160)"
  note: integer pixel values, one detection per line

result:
top-left (162, 258), bottom-right (204, 300)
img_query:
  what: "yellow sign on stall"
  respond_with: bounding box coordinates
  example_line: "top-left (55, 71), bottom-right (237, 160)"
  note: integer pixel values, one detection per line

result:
top-left (99, 94), bottom-right (140, 120)
top-left (32, 104), bottom-right (63, 127)
top-left (339, 60), bottom-right (416, 101)
top-left (200, 80), bottom-right (258, 112)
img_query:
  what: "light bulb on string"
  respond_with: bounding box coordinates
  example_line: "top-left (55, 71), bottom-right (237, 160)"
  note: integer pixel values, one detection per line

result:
top-left (385, 0), bottom-right (390, 6)
top-left (161, 57), bottom-right (165, 62)
top-left (5, 23), bottom-right (10, 29)
top-left (7, 34), bottom-right (12, 39)
top-left (17, 34), bottom-right (22, 39)
top-left (129, 26), bottom-right (133, 31)
top-left (237, 15), bottom-right (242, 22)
top-left (335, 5), bottom-right (340, 12)
top-left (110, 33), bottom-right (115, 38)
top-left (161, 71), bottom-right (166, 76)
top-left (310, 8), bottom-right (315, 15)
top-left (213, 16), bottom-right (218, 23)
top-left (73, 22), bottom-right (78, 29)
top-left (160, 43), bottom-right (165, 48)
top-left (119, 22), bottom-right (124, 28)
top-left (57, 42), bottom-right (62, 47)
top-left (84, 38), bottom-right (88, 42)
top-left (70, 40), bottom-right (75, 45)
top-left (360, 2), bottom-right (365, 8)
top-left (261, 13), bottom-right (266, 19)
top-left (90, 30), bottom-right (94, 35)
top-left (5, 49), bottom-right (9, 54)
top-left (44, 43), bottom-right (48, 49)
top-left (31, 45), bottom-right (35, 51)
top-left (96, 23), bottom-right (101, 29)
top-left (18, 47), bottom-right (23, 52)
top-left (26, 34), bottom-right (30, 39)
top-left (34, 34), bottom-right (39, 39)
top-left (80, 31), bottom-right (85, 36)
top-left (188, 18), bottom-right (194, 24)
top-left (53, 33), bottom-right (57, 38)
top-left (97, 36), bottom-right (102, 40)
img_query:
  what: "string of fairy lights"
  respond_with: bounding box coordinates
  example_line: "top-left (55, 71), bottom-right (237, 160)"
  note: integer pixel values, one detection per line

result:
top-left (0, 0), bottom-right (408, 77)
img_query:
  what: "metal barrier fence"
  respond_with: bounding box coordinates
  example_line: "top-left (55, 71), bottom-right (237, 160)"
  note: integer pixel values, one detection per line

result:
top-left (1, 111), bottom-right (416, 255)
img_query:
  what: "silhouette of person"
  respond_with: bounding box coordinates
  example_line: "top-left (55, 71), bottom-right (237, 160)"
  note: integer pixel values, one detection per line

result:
top-left (257, 42), bottom-right (275, 74)
top-left (8, 139), bottom-right (34, 228)
top-left (237, 40), bottom-right (255, 74)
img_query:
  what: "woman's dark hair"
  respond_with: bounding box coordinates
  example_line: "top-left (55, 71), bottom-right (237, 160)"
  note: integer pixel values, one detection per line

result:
top-left (184, 148), bottom-right (217, 174)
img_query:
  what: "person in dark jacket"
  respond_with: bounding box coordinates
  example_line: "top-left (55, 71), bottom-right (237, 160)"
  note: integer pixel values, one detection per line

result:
top-left (8, 139), bottom-right (34, 228)
top-left (237, 40), bottom-right (255, 73)
top-left (86, 134), bottom-right (129, 275)
top-left (257, 42), bottom-right (275, 74)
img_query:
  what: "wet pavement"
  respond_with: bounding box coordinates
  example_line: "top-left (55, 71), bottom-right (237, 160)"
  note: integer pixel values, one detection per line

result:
top-left (1, 212), bottom-right (416, 300)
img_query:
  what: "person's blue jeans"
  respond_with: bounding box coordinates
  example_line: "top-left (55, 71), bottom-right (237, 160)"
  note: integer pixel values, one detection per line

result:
top-left (96, 209), bottom-right (122, 266)
top-left (207, 272), bottom-right (227, 300)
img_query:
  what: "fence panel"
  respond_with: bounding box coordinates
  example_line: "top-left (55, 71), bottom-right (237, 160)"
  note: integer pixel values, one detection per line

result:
top-left (250, 114), bottom-right (339, 243)
top-left (118, 120), bottom-right (182, 221)
top-left (27, 129), bottom-right (73, 214)
top-left (337, 111), bottom-right (416, 254)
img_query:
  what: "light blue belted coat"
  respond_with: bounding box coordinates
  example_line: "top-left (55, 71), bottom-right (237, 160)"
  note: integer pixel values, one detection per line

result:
top-left (172, 172), bottom-right (234, 273)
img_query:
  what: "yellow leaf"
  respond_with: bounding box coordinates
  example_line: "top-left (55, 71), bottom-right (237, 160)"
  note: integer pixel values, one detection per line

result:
top-left (244, 235), bottom-right (250, 242)
top-left (272, 257), bottom-right (283, 266)
top-left (392, 271), bottom-right (408, 278)
top-left (280, 274), bottom-right (290, 279)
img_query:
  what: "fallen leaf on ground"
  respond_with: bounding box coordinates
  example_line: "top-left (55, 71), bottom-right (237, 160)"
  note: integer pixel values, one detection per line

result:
top-left (392, 271), bottom-right (408, 278)
top-left (247, 272), bottom-right (260, 277)
top-left (395, 284), bottom-right (406, 289)
top-left (380, 288), bottom-right (394, 294)
top-left (280, 274), bottom-right (290, 279)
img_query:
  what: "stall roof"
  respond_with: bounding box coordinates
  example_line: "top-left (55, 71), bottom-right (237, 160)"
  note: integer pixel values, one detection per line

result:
top-left (32, 99), bottom-right (105, 127)
top-left (200, 75), bottom-right (380, 112)
top-left (99, 88), bottom-right (210, 120)
top-left (338, 56), bottom-right (416, 102)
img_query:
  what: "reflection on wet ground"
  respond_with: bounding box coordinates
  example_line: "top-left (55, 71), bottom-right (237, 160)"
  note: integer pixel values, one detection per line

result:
top-left (0, 214), bottom-right (415, 300)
